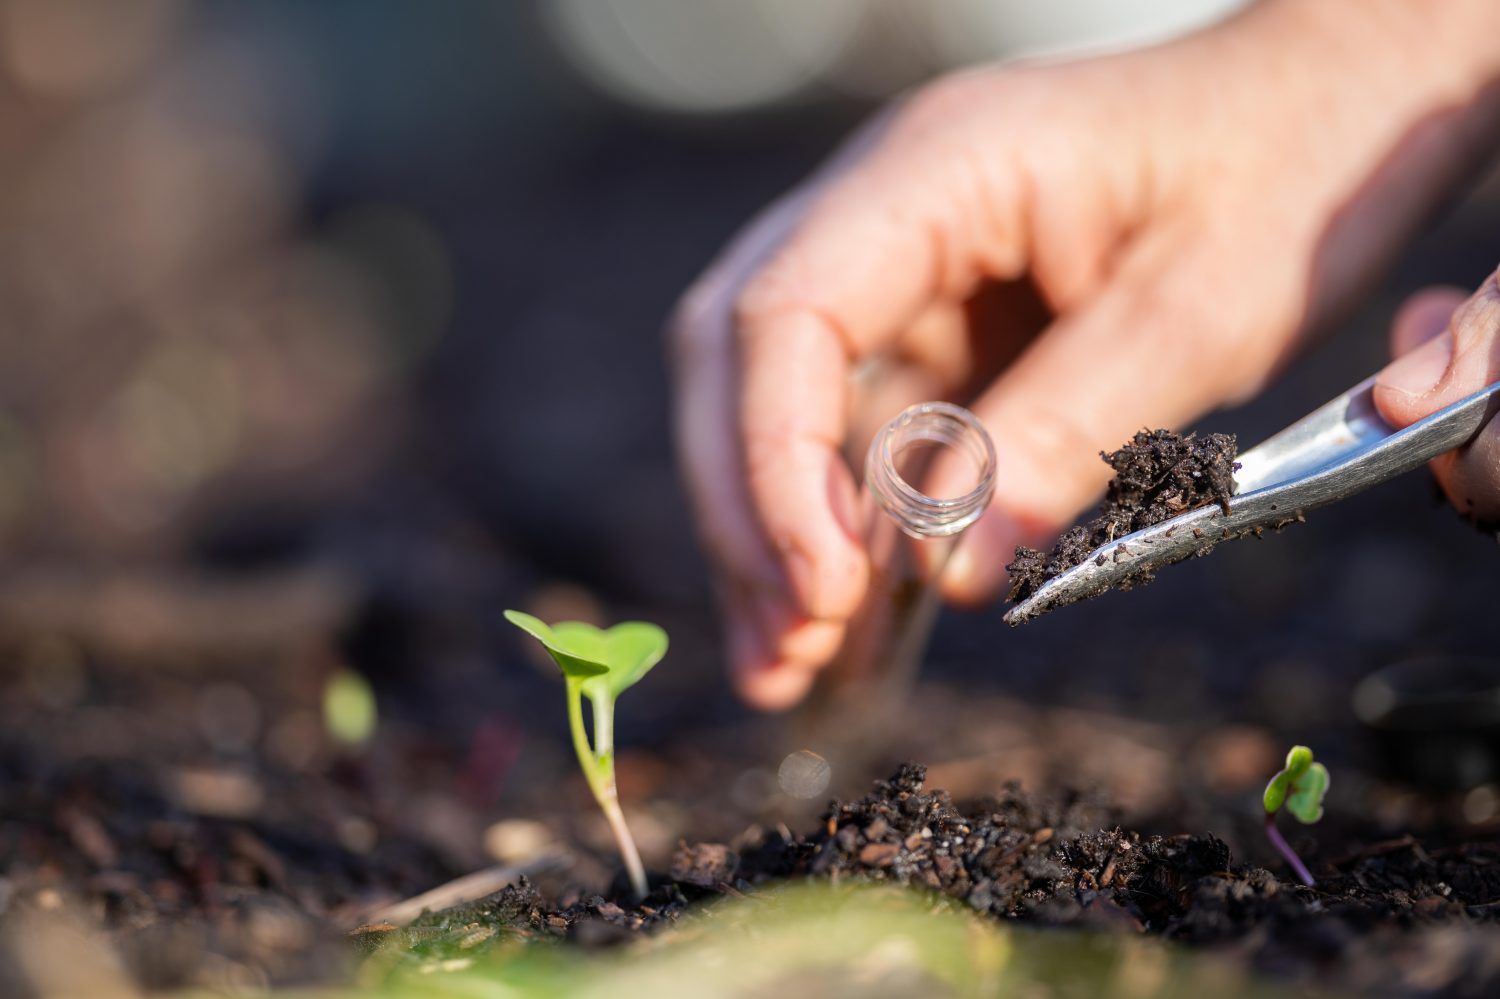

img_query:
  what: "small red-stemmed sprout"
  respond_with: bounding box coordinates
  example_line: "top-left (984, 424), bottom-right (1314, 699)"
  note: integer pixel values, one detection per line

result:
top-left (504, 610), bottom-right (667, 902)
top-left (1262, 744), bottom-right (1329, 886)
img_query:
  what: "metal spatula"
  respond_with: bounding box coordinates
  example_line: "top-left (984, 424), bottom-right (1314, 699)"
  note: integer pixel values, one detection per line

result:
top-left (1004, 375), bottom-right (1500, 625)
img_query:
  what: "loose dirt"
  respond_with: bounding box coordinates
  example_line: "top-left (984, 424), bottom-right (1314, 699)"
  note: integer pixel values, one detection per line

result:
top-left (1007, 430), bottom-right (1240, 601)
top-left (390, 764), bottom-right (1500, 996)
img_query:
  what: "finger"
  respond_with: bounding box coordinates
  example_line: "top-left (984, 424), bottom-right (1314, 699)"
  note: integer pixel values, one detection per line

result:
top-left (722, 581), bottom-right (831, 711)
top-left (675, 191), bottom-right (867, 704)
top-left (674, 189), bottom-right (817, 584)
top-left (1374, 267), bottom-right (1500, 521)
top-left (928, 238), bottom-right (1265, 604)
top-left (1389, 286), bottom-right (1468, 355)
top-left (672, 108), bottom-right (914, 706)
top-left (846, 279), bottom-right (1050, 462)
top-left (733, 87), bottom-right (1041, 626)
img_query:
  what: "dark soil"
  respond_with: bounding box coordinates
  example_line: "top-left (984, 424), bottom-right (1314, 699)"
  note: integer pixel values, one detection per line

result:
top-left (1007, 430), bottom-right (1240, 601)
top-left (381, 764), bottom-right (1500, 995)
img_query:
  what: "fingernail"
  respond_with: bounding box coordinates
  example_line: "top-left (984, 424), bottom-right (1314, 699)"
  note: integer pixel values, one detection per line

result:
top-left (1380, 331), bottom-right (1452, 399)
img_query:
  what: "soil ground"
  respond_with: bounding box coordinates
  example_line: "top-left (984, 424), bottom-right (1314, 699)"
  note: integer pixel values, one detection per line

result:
top-left (367, 764), bottom-right (1500, 997)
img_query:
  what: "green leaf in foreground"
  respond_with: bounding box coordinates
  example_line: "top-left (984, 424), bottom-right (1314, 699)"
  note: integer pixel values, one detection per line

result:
top-left (356, 882), bottom-right (1288, 999)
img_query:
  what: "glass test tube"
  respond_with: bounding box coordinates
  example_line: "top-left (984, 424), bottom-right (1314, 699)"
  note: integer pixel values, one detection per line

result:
top-left (795, 401), bottom-right (996, 748)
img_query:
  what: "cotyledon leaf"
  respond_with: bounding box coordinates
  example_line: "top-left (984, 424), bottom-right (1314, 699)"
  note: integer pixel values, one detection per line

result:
top-left (1263, 745), bottom-right (1314, 814)
top-left (1285, 762), bottom-right (1329, 824)
top-left (503, 610), bottom-right (609, 679)
top-left (504, 610), bottom-right (667, 699)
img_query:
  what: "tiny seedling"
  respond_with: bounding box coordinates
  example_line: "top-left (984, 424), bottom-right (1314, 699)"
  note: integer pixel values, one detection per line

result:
top-left (503, 609), bottom-right (667, 901)
top-left (1262, 745), bottom-right (1329, 886)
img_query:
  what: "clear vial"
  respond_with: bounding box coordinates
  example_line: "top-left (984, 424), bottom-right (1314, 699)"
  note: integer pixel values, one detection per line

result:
top-left (794, 401), bottom-right (996, 753)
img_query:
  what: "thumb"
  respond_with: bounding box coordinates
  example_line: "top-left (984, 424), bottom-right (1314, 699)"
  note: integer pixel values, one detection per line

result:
top-left (1374, 268), bottom-right (1500, 522)
top-left (925, 245), bottom-right (1269, 603)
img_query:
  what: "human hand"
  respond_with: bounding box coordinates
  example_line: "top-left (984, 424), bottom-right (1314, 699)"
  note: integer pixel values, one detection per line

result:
top-left (1374, 266), bottom-right (1500, 525)
top-left (672, 0), bottom-right (1500, 709)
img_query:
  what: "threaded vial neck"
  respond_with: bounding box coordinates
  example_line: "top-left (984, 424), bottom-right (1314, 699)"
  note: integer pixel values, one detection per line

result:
top-left (864, 402), bottom-right (995, 539)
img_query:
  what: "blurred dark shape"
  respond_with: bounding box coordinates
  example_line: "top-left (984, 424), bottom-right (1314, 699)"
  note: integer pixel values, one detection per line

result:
top-left (1355, 656), bottom-right (1500, 792)
top-left (0, 0), bottom-right (419, 564)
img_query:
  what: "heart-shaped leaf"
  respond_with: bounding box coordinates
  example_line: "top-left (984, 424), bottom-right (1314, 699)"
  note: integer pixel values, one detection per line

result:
top-left (1286, 762), bottom-right (1329, 825)
top-left (504, 610), bottom-right (667, 699)
top-left (504, 610), bottom-right (609, 679)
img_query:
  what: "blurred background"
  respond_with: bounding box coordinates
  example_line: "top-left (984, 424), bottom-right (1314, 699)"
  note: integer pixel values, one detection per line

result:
top-left (5, 0), bottom-right (1500, 992)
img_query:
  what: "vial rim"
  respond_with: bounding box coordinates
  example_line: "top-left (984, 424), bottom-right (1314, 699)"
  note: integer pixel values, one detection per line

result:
top-left (865, 401), bottom-right (997, 538)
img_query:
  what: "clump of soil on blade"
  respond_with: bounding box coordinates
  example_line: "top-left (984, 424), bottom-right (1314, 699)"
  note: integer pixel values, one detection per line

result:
top-left (1007, 429), bottom-right (1240, 601)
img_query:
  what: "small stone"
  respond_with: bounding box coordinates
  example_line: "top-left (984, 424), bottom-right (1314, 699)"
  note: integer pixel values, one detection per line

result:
top-left (860, 842), bottom-right (901, 868)
top-left (484, 819), bottom-right (554, 865)
top-left (1033, 828), bottom-right (1054, 844)
top-left (864, 817), bottom-right (890, 841)
top-left (1414, 896), bottom-right (1449, 917)
top-left (670, 842), bottom-right (739, 888)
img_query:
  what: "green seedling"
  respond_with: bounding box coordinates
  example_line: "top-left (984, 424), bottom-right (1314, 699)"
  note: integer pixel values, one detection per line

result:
top-left (1262, 744), bottom-right (1329, 886)
top-left (323, 668), bottom-right (377, 747)
top-left (503, 609), bottom-right (667, 901)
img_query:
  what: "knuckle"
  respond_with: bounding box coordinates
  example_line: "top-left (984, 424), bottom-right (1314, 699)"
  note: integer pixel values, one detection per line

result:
top-left (733, 259), bottom-right (804, 342)
top-left (896, 66), bottom-right (1036, 149)
top-left (899, 71), bottom-right (997, 137)
top-left (740, 427), bottom-right (832, 523)
top-left (740, 423), bottom-right (794, 493)
top-left (1451, 267), bottom-right (1500, 345)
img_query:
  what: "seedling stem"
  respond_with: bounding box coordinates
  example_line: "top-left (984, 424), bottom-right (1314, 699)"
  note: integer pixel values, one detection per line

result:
top-left (506, 610), bottom-right (665, 902)
top-left (1262, 813), bottom-right (1315, 886)
top-left (568, 675), bottom-right (647, 900)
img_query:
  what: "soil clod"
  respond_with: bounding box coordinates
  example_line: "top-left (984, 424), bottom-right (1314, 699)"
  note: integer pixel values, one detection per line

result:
top-left (1007, 429), bottom-right (1240, 601)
